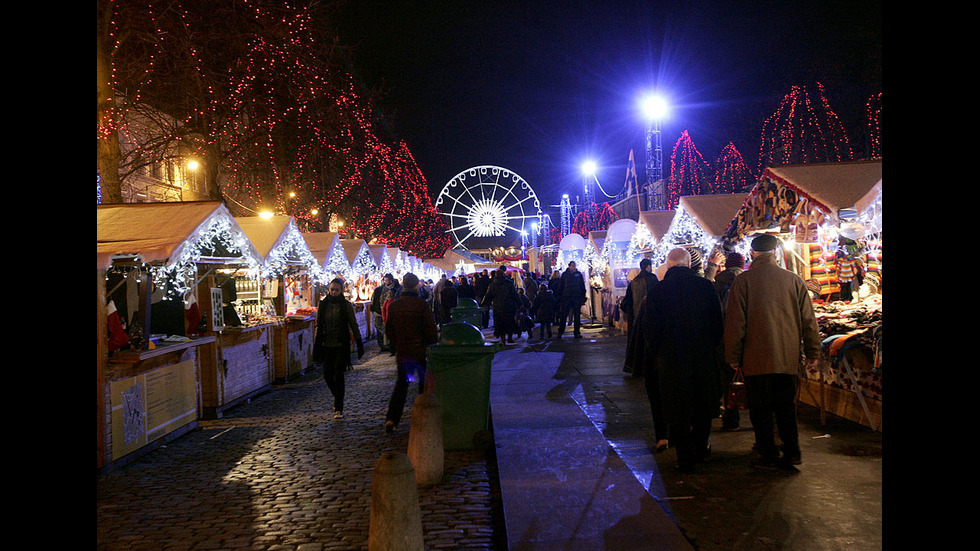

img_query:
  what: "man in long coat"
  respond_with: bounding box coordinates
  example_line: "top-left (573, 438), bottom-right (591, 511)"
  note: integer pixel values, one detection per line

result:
top-left (642, 248), bottom-right (724, 472)
top-left (724, 234), bottom-right (822, 469)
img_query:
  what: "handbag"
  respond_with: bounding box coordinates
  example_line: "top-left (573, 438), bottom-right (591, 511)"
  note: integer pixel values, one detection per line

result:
top-left (726, 367), bottom-right (748, 410)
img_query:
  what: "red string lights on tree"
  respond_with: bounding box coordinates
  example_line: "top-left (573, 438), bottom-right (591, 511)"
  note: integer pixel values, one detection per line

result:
top-left (757, 82), bottom-right (853, 172)
top-left (570, 202), bottom-right (619, 237)
top-left (866, 92), bottom-right (882, 159)
top-left (102, 0), bottom-right (450, 259)
top-left (711, 142), bottom-right (755, 194)
top-left (665, 130), bottom-right (712, 210)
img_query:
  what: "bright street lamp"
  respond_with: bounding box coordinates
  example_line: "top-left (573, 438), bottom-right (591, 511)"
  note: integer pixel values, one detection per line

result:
top-left (640, 93), bottom-right (668, 210)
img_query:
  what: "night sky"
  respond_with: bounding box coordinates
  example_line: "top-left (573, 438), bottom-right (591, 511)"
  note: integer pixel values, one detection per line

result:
top-left (331, 0), bottom-right (882, 218)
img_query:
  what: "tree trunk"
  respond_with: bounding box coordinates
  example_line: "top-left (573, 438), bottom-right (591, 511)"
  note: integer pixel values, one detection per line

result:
top-left (97, 0), bottom-right (123, 204)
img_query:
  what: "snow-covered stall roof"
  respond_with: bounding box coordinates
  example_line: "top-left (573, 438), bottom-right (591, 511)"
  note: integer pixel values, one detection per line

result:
top-left (340, 238), bottom-right (376, 277)
top-left (368, 244), bottom-right (394, 275)
top-left (97, 201), bottom-right (261, 272)
top-left (236, 215), bottom-right (320, 278)
top-left (678, 193), bottom-right (751, 238)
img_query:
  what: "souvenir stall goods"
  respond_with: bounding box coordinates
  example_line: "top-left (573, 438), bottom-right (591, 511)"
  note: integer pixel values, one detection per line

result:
top-left (722, 161), bottom-right (882, 430)
top-left (98, 201), bottom-right (262, 470)
top-left (237, 216), bottom-right (322, 384)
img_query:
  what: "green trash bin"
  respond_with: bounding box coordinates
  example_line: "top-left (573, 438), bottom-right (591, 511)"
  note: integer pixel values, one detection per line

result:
top-left (427, 322), bottom-right (502, 449)
top-left (450, 297), bottom-right (484, 328)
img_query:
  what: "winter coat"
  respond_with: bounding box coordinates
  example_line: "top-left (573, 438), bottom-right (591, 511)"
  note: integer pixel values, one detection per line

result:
top-left (556, 269), bottom-right (587, 305)
top-left (642, 265), bottom-right (724, 423)
top-left (313, 295), bottom-right (363, 364)
top-left (723, 252), bottom-right (822, 377)
top-left (531, 288), bottom-right (556, 323)
top-left (483, 275), bottom-right (519, 314)
top-left (713, 267), bottom-right (743, 314)
top-left (385, 291), bottom-right (439, 364)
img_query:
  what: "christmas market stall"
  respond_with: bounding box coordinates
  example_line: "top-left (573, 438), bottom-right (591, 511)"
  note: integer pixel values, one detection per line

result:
top-left (657, 193), bottom-right (750, 270)
top-left (303, 231), bottom-right (349, 283)
top-left (722, 160), bottom-right (882, 430)
top-left (97, 201), bottom-right (263, 470)
top-left (584, 230), bottom-right (607, 325)
top-left (236, 215), bottom-right (323, 384)
top-left (368, 244), bottom-right (395, 278)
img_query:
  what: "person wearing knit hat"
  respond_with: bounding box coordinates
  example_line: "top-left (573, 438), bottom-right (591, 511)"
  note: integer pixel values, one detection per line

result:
top-left (725, 252), bottom-right (745, 270)
top-left (688, 248), bottom-right (704, 276)
top-left (383, 272), bottom-right (439, 433)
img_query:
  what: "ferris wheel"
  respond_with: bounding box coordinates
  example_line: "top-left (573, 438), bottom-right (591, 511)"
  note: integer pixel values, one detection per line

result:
top-left (435, 165), bottom-right (543, 249)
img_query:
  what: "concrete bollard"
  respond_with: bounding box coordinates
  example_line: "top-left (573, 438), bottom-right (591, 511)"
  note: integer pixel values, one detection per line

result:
top-left (407, 393), bottom-right (444, 487)
top-left (369, 451), bottom-right (424, 551)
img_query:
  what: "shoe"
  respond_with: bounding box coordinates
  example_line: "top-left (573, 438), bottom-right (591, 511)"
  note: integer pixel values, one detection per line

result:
top-left (721, 425), bottom-right (741, 432)
top-left (750, 457), bottom-right (779, 470)
top-left (781, 454), bottom-right (802, 466)
top-left (385, 420), bottom-right (396, 434)
top-left (573, 333), bottom-right (583, 339)
top-left (334, 411), bottom-right (344, 419)
top-left (656, 439), bottom-right (669, 453)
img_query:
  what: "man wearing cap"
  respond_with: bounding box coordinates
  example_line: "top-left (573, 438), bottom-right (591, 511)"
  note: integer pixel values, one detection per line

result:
top-left (723, 234), bottom-right (822, 470)
top-left (384, 272), bottom-right (439, 433)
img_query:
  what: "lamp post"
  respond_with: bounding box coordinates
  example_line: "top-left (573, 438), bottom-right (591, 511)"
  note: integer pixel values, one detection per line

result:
top-left (641, 94), bottom-right (667, 211)
top-left (581, 160), bottom-right (597, 207)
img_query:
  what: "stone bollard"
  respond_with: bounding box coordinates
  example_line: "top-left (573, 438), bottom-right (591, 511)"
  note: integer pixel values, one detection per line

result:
top-left (407, 392), bottom-right (444, 487)
top-left (368, 451), bottom-right (424, 551)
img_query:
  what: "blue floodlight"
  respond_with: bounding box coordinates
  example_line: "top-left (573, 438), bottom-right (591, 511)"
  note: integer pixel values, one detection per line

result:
top-left (581, 160), bottom-right (597, 176)
top-left (641, 95), bottom-right (668, 121)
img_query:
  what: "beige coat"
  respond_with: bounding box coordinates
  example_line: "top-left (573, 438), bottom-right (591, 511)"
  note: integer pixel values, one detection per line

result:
top-left (723, 252), bottom-right (821, 377)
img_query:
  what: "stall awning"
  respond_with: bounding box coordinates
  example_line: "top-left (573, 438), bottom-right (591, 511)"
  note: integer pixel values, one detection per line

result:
top-left (236, 215), bottom-right (320, 277)
top-left (764, 161), bottom-right (882, 217)
top-left (725, 160), bottom-right (883, 243)
top-left (97, 201), bottom-right (261, 271)
top-left (678, 193), bottom-right (751, 237)
top-left (637, 210), bottom-right (676, 243)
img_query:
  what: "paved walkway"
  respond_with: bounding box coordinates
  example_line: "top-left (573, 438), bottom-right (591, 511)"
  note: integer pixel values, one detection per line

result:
top-left (97, 324), bottom-right (883, 550)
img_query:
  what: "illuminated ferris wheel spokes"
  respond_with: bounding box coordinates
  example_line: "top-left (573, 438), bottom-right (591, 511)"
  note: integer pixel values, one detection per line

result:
top-left (435, 165), bottom-right (542, 249)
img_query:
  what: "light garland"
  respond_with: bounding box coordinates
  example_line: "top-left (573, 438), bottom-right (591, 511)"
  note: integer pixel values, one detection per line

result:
top-left (261, 220), bottom-right (323, 282)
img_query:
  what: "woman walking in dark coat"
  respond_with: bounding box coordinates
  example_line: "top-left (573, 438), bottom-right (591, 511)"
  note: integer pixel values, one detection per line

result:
top-left (313, 278), bottom-right (365, 419)
top-left (482, 268), bottom-right (519, 343)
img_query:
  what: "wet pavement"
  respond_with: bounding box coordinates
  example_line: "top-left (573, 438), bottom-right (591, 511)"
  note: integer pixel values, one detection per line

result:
top-left (97, 325), bottom-right (882, 550)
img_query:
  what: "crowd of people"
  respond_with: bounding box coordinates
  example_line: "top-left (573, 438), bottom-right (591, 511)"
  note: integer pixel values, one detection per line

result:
top-left (312, 236), bottom-right (822, 473)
